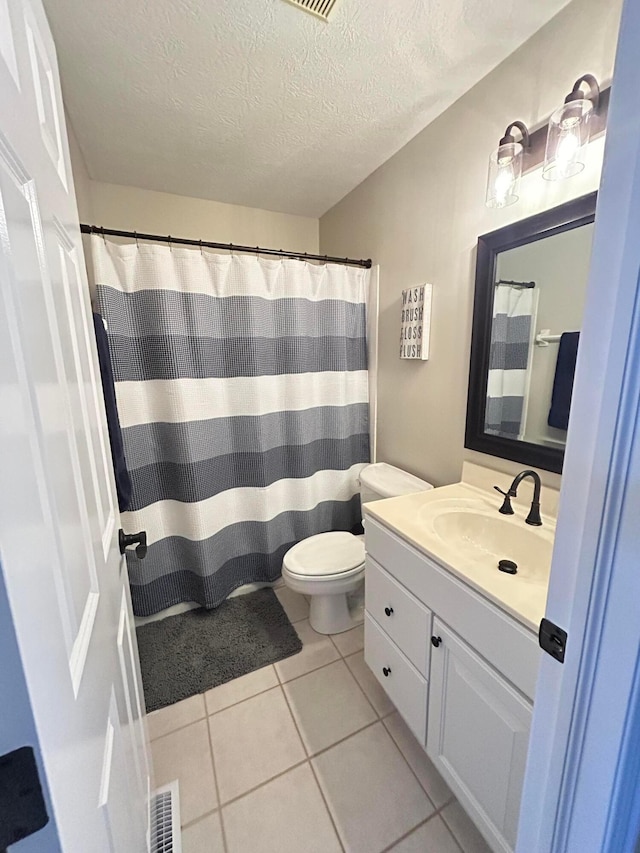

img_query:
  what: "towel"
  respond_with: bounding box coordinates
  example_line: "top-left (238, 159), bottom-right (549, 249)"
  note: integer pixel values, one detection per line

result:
top-left (93, 313), bottom-right (132, 511)
top-left (548, 331), bottom-right (580, 431)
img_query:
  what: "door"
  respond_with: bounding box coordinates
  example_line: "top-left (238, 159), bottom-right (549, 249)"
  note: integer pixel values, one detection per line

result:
top-left (516, 1), bottom-right (640, 850)
top-left (0, 0), bottom-right (150, 850)
top-left (427, 620), bottom-right (532, 853)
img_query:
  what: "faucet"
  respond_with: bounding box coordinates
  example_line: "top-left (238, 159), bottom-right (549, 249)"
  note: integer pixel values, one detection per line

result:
top-left (494, 470), bottom-right (543, 526)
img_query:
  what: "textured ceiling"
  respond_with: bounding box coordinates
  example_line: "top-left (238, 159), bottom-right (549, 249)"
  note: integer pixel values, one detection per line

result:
top-left (44, 0), bottom-right (570, 217)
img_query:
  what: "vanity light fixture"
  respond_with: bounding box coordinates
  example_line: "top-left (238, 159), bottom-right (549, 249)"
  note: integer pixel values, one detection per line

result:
top-left (485, 121), bottom-right (530, 209)
top-left (543, 74), bottom-right (600, 181)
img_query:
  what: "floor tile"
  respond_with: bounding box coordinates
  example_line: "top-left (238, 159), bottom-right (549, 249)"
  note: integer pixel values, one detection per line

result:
top-left (345, 650), bottom-right (395, 717)
top-left (331, 622), bottom-right (364, 656)
top-left (209, 686), bottom-right (305, 803)
top-left (383, 711), bottom-right (453, 808)
top-left (223, 763), bottom-right (342, 853)
top-left (441, 800), bottom-right (493, 853)
top-left (283, 660), bottom-right (377, 755)
top-left (181, 811), bottom-right (225, 853)
top-left (151, 720), bottom-right (217, 825)
top-left (274, 619), bottom-right (340, 683)
top-left (147, 694), bottom-right (206, 741)
top-left (388, 816), bottom-right (460, 852)
top-left (275, 586), bottom-right (310, 623)
top-left (312, 722), bottom-right (435, 853)
top-left (204, 665), bottom-right (278, 715)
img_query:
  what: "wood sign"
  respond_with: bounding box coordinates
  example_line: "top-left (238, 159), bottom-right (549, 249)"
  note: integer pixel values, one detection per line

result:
top-left (400, 283), bottom-right (432, 360)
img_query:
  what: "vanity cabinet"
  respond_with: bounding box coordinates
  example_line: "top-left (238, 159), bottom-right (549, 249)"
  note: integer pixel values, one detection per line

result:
top-left (363, 515), bottom-right (540, 853)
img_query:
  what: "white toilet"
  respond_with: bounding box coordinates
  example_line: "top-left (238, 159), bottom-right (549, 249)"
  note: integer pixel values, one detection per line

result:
top-left (282, 463), bottom-right (433, 634)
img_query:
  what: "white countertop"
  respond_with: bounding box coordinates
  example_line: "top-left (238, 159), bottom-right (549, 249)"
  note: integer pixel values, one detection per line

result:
top-left (363, 481), bottom-right (555, 632)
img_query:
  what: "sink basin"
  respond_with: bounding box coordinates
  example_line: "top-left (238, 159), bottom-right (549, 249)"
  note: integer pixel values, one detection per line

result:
top-left (418, 499), bottom-right (554, 583)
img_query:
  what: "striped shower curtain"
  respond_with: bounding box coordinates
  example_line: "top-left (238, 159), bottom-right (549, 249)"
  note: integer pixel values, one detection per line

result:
top-left (485, 285), bottom-right (536, 439)
top-left (92, 236), bottom-right (370, 616)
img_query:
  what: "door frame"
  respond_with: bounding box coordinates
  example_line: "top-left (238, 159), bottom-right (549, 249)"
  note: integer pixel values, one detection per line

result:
top-left (517, 0), bottom-right (640, 849)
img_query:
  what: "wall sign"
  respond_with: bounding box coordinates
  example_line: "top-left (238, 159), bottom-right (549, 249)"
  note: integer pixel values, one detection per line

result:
top-left (400, 283), bottom-right (432, 360)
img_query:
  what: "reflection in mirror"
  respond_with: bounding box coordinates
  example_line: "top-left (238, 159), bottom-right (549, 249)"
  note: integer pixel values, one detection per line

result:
top-left (485, 222), bottom-right (594, 449)
top-left (466, 192), bottom-right (597, 473)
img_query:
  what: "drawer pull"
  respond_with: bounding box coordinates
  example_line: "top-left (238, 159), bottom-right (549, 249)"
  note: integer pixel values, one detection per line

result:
top-left (382, 666), bottom-right (392, 677)
top-left (431, 635), bottom-right (442, 648)
top-left (384, 606), bottom-right (394, 617)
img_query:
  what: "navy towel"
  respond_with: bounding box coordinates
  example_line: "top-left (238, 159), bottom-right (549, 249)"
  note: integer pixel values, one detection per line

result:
top-left (548, 331), bottom-right (580, 431)
top-left (93, 313), bottom-right (132, 511)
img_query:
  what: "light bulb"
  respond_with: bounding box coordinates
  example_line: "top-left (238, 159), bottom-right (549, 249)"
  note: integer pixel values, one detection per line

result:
top-left (555, 131), bottom-right (580, 176)
top-left (486, 138), bottom-right (524, 208)
top-left (494, 166), bottom-right (515, 207)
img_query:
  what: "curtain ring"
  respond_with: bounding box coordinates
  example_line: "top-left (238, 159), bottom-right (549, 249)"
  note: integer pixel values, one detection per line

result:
top-left (168, 235), bottom-right (172, 252)
top-left (100, 226), bottom-right (106, 244)
top-left (229, 242), bottom-right (235, 257)
top-left (199, 239), bottom-right (204, 256)
top-left (134, 231), bottom-right (139, 248)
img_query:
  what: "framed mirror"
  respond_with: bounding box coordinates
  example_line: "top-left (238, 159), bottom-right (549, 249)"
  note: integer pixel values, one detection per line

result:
top-left (465, 192), bottom-right (597, 474)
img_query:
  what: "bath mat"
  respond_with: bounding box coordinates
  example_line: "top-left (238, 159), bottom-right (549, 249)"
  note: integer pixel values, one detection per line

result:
top-left (136, 588), bottom-right (302, 712)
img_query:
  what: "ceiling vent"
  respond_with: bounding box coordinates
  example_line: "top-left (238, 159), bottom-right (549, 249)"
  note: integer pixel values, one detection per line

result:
top-left (283, 0), bottom-right (339, 22)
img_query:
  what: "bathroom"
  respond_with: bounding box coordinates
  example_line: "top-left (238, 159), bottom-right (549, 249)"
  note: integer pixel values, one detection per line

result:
top-left (1, 0), bottom-right (639, 851)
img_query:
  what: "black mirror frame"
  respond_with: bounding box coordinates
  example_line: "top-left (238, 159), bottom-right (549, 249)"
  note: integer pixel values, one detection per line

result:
top-left (465, 191), bottom-right (597, 474)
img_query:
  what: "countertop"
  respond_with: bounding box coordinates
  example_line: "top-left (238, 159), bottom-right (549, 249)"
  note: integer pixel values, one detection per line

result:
top-left (363, 481), bottom-right (555, 632)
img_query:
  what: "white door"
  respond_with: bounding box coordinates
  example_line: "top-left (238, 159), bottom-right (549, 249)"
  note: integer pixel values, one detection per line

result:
top-left (516, 0), bottom-right (640, 850)
top-left (427, 620), bottom-right (532, 853)
top-left (0, 0), bottom-right (151, 850)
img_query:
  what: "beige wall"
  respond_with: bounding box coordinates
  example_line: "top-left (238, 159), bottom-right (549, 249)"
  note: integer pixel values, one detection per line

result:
top-left (320, 0), bottom-right (621, 488)
top-left (87, 181), bottom-right (319, 253)
top-left (66, 117), bottom-right (93, 222)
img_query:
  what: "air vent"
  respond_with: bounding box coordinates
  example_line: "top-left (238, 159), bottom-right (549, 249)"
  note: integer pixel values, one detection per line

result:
top-left (283, 0), bottom-right (339, 21)
top-left (150, 781), bottom-right (182, 853)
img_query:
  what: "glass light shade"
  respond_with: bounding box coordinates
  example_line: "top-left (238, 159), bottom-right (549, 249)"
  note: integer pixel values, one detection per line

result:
top-left (485, 141), bottom-right (523, 209)
top-left (543, 98), bottom-right (593, 181)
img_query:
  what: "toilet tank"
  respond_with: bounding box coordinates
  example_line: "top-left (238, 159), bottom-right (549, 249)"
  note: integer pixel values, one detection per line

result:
top-left (358, 462), bottom-right (433, 504)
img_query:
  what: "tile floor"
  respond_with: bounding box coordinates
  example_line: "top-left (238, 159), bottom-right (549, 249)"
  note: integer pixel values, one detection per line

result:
top-left (149, 586), bottom-right (492, 853)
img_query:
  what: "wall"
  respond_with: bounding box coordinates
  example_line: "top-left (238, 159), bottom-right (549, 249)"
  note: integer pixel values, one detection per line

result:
top-left (86, 181), bottom-right (319, 253)
top-left (320, 0), bottom-right (621, 488)
top-left (66, 117), bottom-right (93, 222)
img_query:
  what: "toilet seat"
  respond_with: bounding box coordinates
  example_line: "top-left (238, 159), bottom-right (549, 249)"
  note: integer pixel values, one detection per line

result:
top-left (283, 532), bottom-right (365, 580)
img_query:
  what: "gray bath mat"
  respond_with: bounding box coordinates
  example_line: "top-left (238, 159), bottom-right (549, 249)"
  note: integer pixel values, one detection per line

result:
top-left (136, 588), bottom-right (302, 713)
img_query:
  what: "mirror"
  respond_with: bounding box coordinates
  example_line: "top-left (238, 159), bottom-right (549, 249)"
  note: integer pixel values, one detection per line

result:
top-left (465, 192), bottom-right (597, 474)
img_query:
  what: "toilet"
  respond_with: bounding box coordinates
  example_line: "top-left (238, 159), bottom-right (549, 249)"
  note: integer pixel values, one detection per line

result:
top-left (282, 463), bottom-right (433, 634)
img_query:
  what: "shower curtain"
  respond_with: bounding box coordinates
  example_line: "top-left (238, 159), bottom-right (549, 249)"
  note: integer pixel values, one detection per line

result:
top-left (485, 285), bottom-right (536, 439)
top-left (92, 236), bottom-right (370, 616)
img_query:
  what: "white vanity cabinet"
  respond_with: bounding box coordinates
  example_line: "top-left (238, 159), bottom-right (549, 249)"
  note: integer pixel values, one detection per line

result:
top-left (363, 515), bottom-right (541, 853)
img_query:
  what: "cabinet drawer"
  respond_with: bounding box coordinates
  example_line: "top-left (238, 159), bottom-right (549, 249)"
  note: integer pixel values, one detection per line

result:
top-left (366, 557), bottom-right (431, 674)
top-left (364, 613), bottom-right (428, 744)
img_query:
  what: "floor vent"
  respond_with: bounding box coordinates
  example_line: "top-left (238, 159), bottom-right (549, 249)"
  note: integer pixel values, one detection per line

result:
top-left (150, 780), bottom-right (182, 853)
top-left (282, 0), bottom-right (339, 21)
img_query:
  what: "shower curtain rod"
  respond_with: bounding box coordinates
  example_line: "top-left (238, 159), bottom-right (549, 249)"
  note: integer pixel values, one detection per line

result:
top-left (80, 224), bottom-right (372, 269)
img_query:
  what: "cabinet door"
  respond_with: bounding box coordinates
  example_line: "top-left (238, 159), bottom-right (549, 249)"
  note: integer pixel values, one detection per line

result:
top-left (427, 620), bottom-right (531, 852)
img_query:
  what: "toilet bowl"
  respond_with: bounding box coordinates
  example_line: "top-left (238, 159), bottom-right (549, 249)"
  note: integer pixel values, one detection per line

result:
top-left (281, 463), bottom-right (432, 634)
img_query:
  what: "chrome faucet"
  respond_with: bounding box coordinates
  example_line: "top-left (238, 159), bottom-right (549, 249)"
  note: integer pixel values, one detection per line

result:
top-left (494, 470), bottom-right (543, 526)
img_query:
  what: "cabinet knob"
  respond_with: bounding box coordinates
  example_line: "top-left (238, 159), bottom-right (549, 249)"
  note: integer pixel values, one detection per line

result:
top-left (382, 666), bottom-right (391, 677)
top-left (431, 635), bottom-right (442, 648)
top-left (384, 606), bottom-right (394, 617)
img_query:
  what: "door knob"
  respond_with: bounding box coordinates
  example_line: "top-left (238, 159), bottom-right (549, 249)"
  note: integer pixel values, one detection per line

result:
top-left (431, 635), bottom-right (442, 648)
top-left (118, 529), bottom-right (148, 559)
top-left (384, 606), bottom-right (394, 617)
top-left (382, 666), bottom-right (391, 677)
